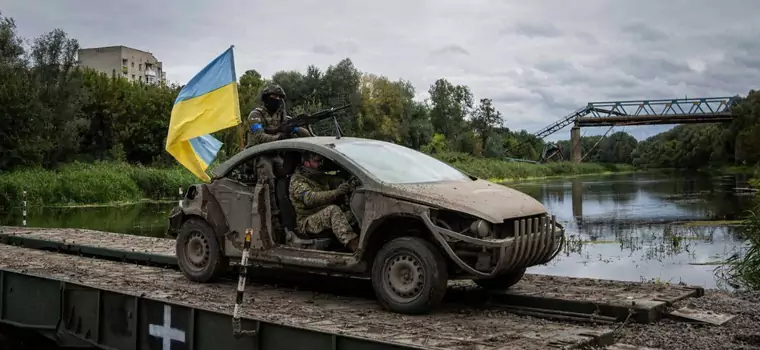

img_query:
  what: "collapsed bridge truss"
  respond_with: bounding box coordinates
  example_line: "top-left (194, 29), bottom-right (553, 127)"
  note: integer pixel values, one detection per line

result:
top-left (533, 96), bottom-right (740, 139)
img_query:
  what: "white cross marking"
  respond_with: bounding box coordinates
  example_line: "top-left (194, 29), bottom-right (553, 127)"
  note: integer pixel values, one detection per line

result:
top-left (149, 305), bottom-right (186, 350)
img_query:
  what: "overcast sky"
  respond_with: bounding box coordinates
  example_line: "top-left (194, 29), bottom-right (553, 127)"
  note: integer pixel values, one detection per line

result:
top-left (3, 0), bottom-right (759, 141)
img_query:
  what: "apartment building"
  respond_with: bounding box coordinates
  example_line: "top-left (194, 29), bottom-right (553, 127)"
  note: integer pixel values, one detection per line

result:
top-left (77, 45), bottom-right (167, 85)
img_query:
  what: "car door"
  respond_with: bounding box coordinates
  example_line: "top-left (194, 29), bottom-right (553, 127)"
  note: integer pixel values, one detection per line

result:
top-left (207, 176), bottom-right (258, 257)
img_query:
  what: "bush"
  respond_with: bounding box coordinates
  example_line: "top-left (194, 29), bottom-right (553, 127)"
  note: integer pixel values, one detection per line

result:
top-left (0, 161), bottom-right (196, 209)
top-left (433, 152), bottom-right (635, 181)
top-left (719, 206), bottom-right (760, 290)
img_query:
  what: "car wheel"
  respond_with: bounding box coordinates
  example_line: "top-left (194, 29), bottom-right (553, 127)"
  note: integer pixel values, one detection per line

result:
top-left (472, 267), bottom-right (526, 290)
top-left (176, 218), bottom-right (228, 283)
top-left (371, 236), bottom-right (448, 315)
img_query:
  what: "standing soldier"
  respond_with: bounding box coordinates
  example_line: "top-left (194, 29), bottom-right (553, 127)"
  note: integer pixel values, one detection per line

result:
top-left (246, 84), bottom-right (311, 148)
top-left (246, 84), bottom-right (312, 223)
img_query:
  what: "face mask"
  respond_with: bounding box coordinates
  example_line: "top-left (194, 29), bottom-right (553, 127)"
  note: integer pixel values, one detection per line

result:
top-left (264, 98), bottom-right (282, 113)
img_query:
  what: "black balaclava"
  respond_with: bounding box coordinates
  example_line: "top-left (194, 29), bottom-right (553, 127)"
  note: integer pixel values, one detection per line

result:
top-left (264, 96), bottom-right (282, 114)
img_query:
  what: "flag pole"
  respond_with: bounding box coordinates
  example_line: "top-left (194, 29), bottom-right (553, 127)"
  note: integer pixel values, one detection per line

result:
top-left (228, 45), bottom-right (244, 151)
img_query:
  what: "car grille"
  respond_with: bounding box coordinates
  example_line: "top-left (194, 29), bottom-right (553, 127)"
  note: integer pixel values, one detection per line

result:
top-left (494, 214), bottom-right (554, 239)
top-left (493, 213), bottom-right (562, 268)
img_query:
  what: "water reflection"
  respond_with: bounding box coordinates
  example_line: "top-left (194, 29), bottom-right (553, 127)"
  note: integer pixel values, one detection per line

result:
top-left (0, 202), bottom-right (173, 237)
top-left (509, 171), bottom-right (755, 289)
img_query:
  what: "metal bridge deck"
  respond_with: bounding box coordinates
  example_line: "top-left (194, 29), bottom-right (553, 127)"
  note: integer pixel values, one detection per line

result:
top-left (0, 243), bottom-right (615, 350)
top-left (0, 226), bottom-right (703, 325)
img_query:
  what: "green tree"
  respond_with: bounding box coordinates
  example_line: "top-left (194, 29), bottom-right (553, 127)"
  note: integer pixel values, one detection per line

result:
top-left (471, 98), bottom-right (504, 156)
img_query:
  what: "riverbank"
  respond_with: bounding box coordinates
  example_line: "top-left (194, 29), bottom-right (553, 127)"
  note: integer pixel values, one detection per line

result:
top-left (0, 161), bottom-right (195, 209)
top-left (434, 152), bottom-right (637, 182)
top-left (0, 155), bottom-right (637, 208)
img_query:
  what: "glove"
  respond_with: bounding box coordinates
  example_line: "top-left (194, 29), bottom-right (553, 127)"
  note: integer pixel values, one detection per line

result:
top-left (337, 182), bottom-right (353, 195)
top-left (277, 124), bottom-right (291, 133)
top-left (348, 176), bottom-right (361, 188)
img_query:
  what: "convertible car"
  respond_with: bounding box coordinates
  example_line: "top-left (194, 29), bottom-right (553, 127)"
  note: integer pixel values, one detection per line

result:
top-left (166, 136), bottom-right (565, 314)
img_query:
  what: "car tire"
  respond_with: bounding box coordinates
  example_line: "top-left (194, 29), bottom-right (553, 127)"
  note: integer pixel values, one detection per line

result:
top-left (472, 267), bottom-right (526, 290)
top-left (371, 236), bottom-right (448, 315)
top-left (176, 218), bottom-right (228, 283)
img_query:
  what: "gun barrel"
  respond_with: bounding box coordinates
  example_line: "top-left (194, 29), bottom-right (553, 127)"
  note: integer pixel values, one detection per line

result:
top-left (286, 103), bottom-right (352, 128)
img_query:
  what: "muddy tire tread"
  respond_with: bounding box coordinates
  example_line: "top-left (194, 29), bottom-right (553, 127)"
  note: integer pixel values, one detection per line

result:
top-left (176, 218), bottom-right (228, 283)
top-left (473, 267), bottom-right (527, 290)
top-left (371, 236), bottom-right (448, 315)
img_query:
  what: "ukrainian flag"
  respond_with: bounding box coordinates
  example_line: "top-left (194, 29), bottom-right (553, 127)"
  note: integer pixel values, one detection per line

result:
top-left (165, 46), bottom-right (241, 181)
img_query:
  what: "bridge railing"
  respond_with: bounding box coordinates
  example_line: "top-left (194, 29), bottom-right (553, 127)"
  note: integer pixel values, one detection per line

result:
top-left (532, 96), bottom-right (740, 139)
top-left (585, 97), bottom-right (738, 118)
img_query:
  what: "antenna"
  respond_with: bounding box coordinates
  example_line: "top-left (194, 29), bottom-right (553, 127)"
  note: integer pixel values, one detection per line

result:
top-left (332, 115), bottom-right (343, 139)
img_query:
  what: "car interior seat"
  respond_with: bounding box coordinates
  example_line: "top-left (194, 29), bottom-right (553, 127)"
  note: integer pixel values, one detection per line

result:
top-left (274, 152), bottom-right (333, 249)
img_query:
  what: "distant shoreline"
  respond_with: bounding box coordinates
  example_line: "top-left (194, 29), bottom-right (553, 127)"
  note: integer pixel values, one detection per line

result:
top-left (2, 158), bottom-right (751, 209)
top-left (0, 156), bottom-right (640, 209)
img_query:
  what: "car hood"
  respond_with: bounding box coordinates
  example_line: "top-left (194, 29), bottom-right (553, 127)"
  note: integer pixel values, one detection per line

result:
top-left (381, 179), bottom-right (547, 223)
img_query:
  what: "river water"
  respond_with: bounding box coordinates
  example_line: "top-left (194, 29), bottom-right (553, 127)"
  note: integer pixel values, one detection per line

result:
top-left (0, 170), bottom-right (755, 289)
top-left (508, 171), bottom-right (755, 289)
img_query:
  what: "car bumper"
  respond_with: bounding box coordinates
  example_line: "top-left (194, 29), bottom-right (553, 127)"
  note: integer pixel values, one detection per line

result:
top-left (421, 213), bottom-right (565, 278)
top-left (166, 205), bottom-right (183, 238)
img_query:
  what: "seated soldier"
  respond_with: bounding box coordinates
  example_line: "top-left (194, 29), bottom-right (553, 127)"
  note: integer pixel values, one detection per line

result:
top-left (288, 152), bottom-right (359, 252)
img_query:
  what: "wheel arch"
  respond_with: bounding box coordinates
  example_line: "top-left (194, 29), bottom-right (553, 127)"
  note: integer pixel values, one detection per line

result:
top-left (361, 214), bottom-right (441, 267)
top-left (173, 184), bottom-right (230, 246)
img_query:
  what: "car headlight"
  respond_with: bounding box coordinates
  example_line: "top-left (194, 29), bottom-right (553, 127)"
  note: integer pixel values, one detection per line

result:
top-left (469, 219), bottom-right (491, 238)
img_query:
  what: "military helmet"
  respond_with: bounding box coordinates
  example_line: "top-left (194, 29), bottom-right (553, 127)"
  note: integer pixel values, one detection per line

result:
top-left (260, 84), bottom-right (286, 100)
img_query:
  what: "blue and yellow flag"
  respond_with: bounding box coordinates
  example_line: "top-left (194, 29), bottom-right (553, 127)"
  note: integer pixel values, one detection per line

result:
top-left (165, 46), bottom-right (241, 181)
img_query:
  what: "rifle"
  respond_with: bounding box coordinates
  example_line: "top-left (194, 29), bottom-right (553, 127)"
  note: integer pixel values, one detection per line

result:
top-left (264, 104), bottom-right (351, 137)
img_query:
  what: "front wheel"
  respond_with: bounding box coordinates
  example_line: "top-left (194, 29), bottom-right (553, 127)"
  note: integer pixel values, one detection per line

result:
top-left (472, 267), bottom-right (526, 290)
top-left (176, 218), bottom-right (228, 283)
top-left (371, 237), bottom-right (448, 315)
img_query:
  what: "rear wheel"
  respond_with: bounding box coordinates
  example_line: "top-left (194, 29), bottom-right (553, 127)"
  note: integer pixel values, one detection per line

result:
top-left (176, 218), bottom-right (228, 283)
top-left (371, 237), bottom-right (448, 315)
top-left (472, 267), bottom-right (526, 290)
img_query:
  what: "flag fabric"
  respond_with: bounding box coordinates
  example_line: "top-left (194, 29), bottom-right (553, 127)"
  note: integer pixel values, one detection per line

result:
top-left (165, 46), bottom-right (241, 181)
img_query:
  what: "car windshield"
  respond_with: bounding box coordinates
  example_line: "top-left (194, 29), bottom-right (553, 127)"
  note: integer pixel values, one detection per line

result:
top-left (333, 140), bottom-right (471, 184)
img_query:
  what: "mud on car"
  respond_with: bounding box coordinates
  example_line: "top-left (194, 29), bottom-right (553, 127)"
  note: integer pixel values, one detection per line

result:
top-left (166, 136), bottom-right (565, 315)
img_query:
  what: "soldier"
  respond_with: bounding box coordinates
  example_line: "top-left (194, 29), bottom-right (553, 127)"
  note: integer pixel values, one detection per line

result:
top-left (246, 84), bottom-right (311, 148)
top-left (289, 152), bottom-right (359, 252)
top-left (246, 84), bottom-right (312, 184)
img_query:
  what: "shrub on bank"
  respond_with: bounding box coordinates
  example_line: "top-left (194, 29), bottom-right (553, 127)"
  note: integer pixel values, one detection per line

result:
top-left (720, 205), bottom-right (760, 290)
top-left (719, 169), bottom-right (760, 291)
top-left (0, 161), bottom-right (196, 209)
top-left (435, 152), bottom-right (635, 181)
top-left (0, 154), bottom-right (634, 208)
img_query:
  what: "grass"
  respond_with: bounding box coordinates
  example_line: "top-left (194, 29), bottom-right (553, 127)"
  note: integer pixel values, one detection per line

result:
top-left (716, 205), bottom-right (760, 290)
top-left (435, 152), bottom-right (637, 182)
top-left (0, 153), bottom-right (637, 209)
top-left (0, 161), bottom-right (196, 209)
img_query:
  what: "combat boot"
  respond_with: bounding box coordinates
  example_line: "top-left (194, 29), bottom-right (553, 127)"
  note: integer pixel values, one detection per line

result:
top-left (346, 237), bottom-right (359, 252)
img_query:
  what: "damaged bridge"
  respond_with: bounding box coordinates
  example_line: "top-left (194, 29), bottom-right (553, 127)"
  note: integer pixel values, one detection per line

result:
top-left (532, 96), bottom-right (740, 163)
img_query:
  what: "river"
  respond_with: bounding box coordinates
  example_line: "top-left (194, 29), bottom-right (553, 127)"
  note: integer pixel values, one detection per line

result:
top-left (508, 170), bottom-right (755, 289)
top-left (0, 170), bottom-right (755, 289)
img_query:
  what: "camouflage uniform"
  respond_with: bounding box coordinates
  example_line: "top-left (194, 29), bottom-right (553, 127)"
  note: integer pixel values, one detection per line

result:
top-left (289, 165), bottom-right (358, 247)
top-left (246, 84), bottom-right (311, 184)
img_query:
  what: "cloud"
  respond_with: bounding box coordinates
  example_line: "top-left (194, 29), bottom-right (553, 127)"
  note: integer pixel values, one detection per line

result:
top-left (430, 44), bottom-right (470, 57)
top-left (510, 23), bottom-right (563, 38)
top-left (311, 45), bottom-right (335, 55)
top-left (3, 0), bottom-right (760, 142)
top-left (620, 23), bottom-right (668, 42)
top-left (311, 41), bottom-right (359, 56)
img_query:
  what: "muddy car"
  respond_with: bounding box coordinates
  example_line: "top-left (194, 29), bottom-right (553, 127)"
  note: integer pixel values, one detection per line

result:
top-left (166, 136), bottom-right (565, 314)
